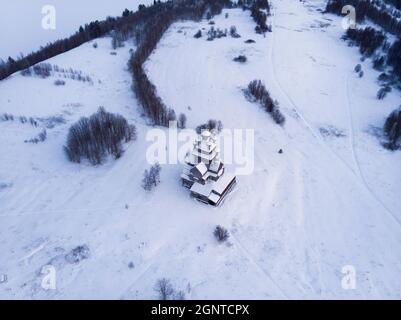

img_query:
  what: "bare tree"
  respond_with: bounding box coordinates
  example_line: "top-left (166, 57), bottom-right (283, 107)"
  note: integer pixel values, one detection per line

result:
top-left (155, 278), bottom-right (174, 300)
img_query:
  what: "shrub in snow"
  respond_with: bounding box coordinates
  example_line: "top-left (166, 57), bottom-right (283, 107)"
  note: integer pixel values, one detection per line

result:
top-left (20, 68), bottom-right (32, 77)
top-left (142, 163), bottom-right (161, 191)
top-left (65, 245), bottom-right (90, 264)
top-left (377, 86), bottom-right (391, 100)
top-left (378, 73), bottom-right (391, 83)
top-left (230, 26), bottom-right (241, 38)
top-left (33, 63), bottom-right (52, 78)
top-left (384, 106), bottom-right (401, 150)
top-left (354, 64), bottom-right (362, 73)
top-left (25, 129), bottom-right (47, 144)
top-left (233, 55), bottom-right (247, 63)
top-left (178, 113), bottom-right (187, 129)
top-left (54, 79), bottom-right (66, 86)
top-left (194, 30), bottom-right (202, 38)
top-left (154, 278), bottom-right (185, 300)
top-left (271, 106), bottom-right (286, 125)
top-left (154, 278), bottom-right (174, 300)
top-left (373, 56), bottom-right (385, 71)
top-left (214, 225), bottom-right (229, 243)
top-left (358, 71), bottom-right (364, 78)
top-left (64, 107), bottom-right (136, 165)
top-left (1, 113), bottom-right (14, 121)
top-left (245, 39), bottom-right (256, 44)
top-left (207, 27), bottom-right (227, 41)
top-left (93, 42), bottom-right (98, 48)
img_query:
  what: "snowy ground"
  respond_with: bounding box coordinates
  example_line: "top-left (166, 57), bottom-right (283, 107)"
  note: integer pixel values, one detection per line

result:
top-left (1, 0), bottom-right (401, 299)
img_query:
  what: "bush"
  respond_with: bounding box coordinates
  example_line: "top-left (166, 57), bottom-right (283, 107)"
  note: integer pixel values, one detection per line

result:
top-left (246, 80), bottom-right (285, 125)
top-left (154, 278), bottom-right (185, 300)
top-left (377, 86), bottom-right (392, 100)
top-left (25, 129), bottom-right (47, 144)
top-left (384, 106), bottom-right (401, 149)
top-left (233, 55), bottom-right (247, 63)
top-left (214, 225), bottom-right (229, 242)
top-left (54, 79), bottom-right (66, 86)
top-left (178, 113), bottom-right (187, 129)
top-left (33, 63), bottom-right (52, 78)
top-left (354, 64), bottom-right (362, 73)
top-left (154, 278), bottom-right (174, 300)
top-left (64, 107), bottom-right (136, 165)
top-left (245, 39), bottom-right (256, 43)
top-left (230, 26), bottom-right (241, 38)
top-left (194, 30), bottom-right (202, 38)
top-left (142, 163), bottom-right (161, 191)
top-left (373, 56), bottom-right (385, 71)
top-left (207, 27), bottom-right (227, 41)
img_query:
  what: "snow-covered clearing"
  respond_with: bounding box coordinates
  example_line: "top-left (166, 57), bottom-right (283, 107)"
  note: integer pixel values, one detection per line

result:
top-left (0, 0), bottom-right (400, 299)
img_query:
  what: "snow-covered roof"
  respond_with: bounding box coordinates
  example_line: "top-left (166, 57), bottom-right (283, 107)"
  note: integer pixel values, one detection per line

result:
top-left (209, 160), bottom-right (223, 173)
top-left (208, 192), bottom-right (220, 205)
top-left (190, 181), bottom-right (213, 197)
top-left (191, 162), bottom-right (208, 176)
top-left (190, 172), bottom-right (236, 198)
top-left (212, 173), bottom-right (236, 195)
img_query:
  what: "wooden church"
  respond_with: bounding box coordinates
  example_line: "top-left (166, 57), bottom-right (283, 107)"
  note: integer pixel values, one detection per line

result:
top-left (181, 130), bottom-right (236, 206)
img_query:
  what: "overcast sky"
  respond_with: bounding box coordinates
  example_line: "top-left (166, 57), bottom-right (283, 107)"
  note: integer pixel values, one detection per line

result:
top-left (0, 0), bottom-right (155, 61)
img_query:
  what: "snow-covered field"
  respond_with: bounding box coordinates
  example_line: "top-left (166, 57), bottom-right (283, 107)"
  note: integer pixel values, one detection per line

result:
top-left (1, 0), bottom-right (401, 299)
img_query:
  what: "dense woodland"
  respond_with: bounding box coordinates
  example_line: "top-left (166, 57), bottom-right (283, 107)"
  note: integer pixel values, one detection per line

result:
top-left (343, 27), bottom-right (386, 56)
top-left (326, 0), bottom-right (401, 36)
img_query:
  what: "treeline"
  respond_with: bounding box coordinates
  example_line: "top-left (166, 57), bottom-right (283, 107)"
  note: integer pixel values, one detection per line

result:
top-left (343, 27), bottom-right (386, 56)
top-left (325, 0), bottom-right (401, 36)
top-left (387, 39), bottom-right (401, 79)
top-left (127, 0), bottom-right (232, 126)
top-left (0, 1), bottom-right (193, 80)
top-left (239, 0), bottom-right (271, 33)
top-left (326, 0), bottom-right (401, 80)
